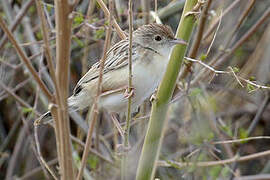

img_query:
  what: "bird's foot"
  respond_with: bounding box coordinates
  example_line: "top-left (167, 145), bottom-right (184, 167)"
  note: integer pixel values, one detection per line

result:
top-left (185, 0), bottom-right (205, 18)
top-left (123, 86), bottom-right (135, 99)
top-left (150, 88), bottom-right (158, 102)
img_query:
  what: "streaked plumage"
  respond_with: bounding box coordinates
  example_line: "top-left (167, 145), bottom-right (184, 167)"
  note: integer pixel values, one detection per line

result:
top-left (42, 23), bottom-right (186, 119)
top-left (67, 23), bottom-right (186, 113)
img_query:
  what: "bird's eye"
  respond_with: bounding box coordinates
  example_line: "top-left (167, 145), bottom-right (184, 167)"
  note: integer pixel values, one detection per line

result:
top-left (154, 35), bottom-right (162, 41)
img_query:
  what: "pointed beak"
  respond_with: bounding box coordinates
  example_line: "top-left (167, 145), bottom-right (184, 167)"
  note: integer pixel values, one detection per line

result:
top-left (171, 38), bottom-right (187, 45)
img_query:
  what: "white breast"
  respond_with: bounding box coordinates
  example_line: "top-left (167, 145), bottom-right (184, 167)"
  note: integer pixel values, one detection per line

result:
top-left (100, 53), bottom-right (170, 113)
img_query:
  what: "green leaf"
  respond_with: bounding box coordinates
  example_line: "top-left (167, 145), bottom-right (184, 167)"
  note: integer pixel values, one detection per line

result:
top-left (246, 83), bottom-right (256, 93)
top-left (73, 37), bottom-right (84, 48)
top-left (249, 76), bottom-right (256, 81)
top-left (232, 67), bottom-right (240, 73)
top-left (36, 30), bottom-right (43, 40)
top-left (87, 155), bottom-right (99, 169)
top-left (94, 28), bottom-right (105, 40)
top-left (73, 12), bottom-right (84, 27)
top-left (22, 107), bottom-right (33, 114)
top-left (200, 53), bottom-right (207, 61)
top-left (239, 128), bottom-right (248, 143)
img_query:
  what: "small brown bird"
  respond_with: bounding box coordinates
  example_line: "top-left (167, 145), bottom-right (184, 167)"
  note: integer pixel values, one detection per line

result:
top-left (41, 23), bottom-right (186, 120)
top-left (68, 23), bottom-right (186, 113)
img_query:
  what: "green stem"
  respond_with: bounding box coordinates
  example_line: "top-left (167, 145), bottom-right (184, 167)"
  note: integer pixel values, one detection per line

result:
top-left (122, 0), bottom-right (133, 179)
top-left (135, 0), bottom-right (198, 179)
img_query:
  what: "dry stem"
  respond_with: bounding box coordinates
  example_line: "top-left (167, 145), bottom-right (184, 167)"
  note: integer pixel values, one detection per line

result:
top-left (75, 3), bottom-right (113, 179)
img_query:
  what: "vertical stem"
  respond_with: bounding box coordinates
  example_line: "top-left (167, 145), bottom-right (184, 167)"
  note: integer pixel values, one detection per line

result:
top-left (75, 1), bottom-right (113, 179)
top-left (125, 0), bottom-right (133, 149)
top-left (121, 1), bottom-right (133, 179)
top-left (135, 0), bottom-right (198, 179)
top-left (53, 0), bottom-right (74, 179)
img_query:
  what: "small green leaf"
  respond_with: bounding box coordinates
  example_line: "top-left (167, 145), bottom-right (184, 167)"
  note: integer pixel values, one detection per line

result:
top-left (46, 4), bottom-right (53, 13)
top-left (94, 28), bottom-right (105, 40)
top-left (232, 67), bottom-right (240, 73)
top-left (200, 53), bottom-right (207, 61)
top-left (22, 107), bottom-right (33, 114)
top-left (73, 37), bottom-right (84, 48)
top-left (87, 155), bottom-right (99, 169)
top-left (73, 12), bottom-right (84, 27)
top-left (36, 30), bottom-right (43, 40)
top-left (246, 83), bottom-right (256, 93)
top-left (239, 128), bottom-right (248, 143)
top-left (249, 76), bottom-right (256, 81)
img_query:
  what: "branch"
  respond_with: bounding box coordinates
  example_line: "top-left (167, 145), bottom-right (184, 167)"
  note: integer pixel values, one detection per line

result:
top-left (75, 1), bottom-right (113, 179)
top-left (96, 0), bottom-right (126, 39)
top-left (136, 1), bottom-right (198, 179)
top-left (157, 149), bottom-right (270, 168)
top-left (185, 57), bottom-right (270, 91)
top-left (0, 0), bottom-right (35, 50)
top-left (0, 17), bottom-right (53, 101)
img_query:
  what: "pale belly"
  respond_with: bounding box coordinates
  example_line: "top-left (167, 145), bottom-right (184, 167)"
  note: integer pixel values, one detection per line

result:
top-left (99, 55), bottom-right (168, 113)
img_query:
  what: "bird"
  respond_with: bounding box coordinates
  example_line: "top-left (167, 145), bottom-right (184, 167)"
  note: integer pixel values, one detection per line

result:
top-left (41, 23), bottom-right (186, 121)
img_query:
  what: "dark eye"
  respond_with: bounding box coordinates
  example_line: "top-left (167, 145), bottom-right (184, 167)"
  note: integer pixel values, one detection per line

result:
top-left (154, 35), bottom-right (162, 41)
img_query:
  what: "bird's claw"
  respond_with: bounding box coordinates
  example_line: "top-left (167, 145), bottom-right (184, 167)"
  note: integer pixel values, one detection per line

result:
top-left (150, 88), bottom-right (158, 102)
top-left (124, 86), bottom-right (134, 99)
top-left (185, 0), bottom-right (205, 18)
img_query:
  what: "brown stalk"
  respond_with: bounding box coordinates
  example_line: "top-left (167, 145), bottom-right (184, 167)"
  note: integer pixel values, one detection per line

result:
top-left (158, 148), bottom-right (270, 167)
top-left (96, 0), bottom-right (126, 39)
top-left (214, 7), bottom-right (270, 68)
top-left (0, 17), bottom-right (53, 101)
top-left (179, 0), bottom-right (212, 79)
top-left (0, 0), bottom-right (35, 50)
top-left (202, 0), bottom-right (241, 41)
top-left (34, 0), bottom-right (61, 102)
top-left (0, 82), bottom-right (40, 116)
top-left (53, 0), bottom-right (75, 179)
top-left (223, 0), bottom-right (255, 48)
top-left (82, 0), bottom-right (96, 75)
top-left (75, 2), bottom-right (113, 179)
top-left (192, 7), bottom-right (270, 85)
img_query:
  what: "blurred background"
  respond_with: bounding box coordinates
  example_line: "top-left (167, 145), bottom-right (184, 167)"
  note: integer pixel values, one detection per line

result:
top-left (0, 0), bottom-right (270, 179)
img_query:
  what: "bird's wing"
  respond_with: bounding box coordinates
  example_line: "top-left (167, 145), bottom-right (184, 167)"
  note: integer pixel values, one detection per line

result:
top-left (73, 39), bottom-right (139, 96)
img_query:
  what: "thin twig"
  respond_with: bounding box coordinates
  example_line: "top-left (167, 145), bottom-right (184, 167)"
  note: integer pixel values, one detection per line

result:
top-left (121, 0), bottom-right (133, 179)
top-left (0, 17), bottom-right (54, 101)
top-left (205, 10), bottom-right (222, 57)
top-left (202, 0), bottom-right (240, 41)
top-left (212, 136), bottom-right (270, 145)
top-left (180, 0), bottom-right (212, 79)
top-left (125, 0), bottom-right (133, 151)
top-left (0, 81), bottom-right (41, 116)
top-left (0, 0), bottom-right (35, 50)
top-left (96, 0), bottom-right (126, 39)
top-left (247, 94), bottom-right (270, 134)
top-left (186, 57), bottom-right (270, 91)
top-left (223, 0), bottom-right (255, 49)
top-left (34, 123), bottom-right (58, 179)
top-left (75, 3), bottom-right (113, 179)
top-left (35, 0), bottom-right (61, 103)
top-left (19, 159), bottom-right (58, 180)
top-left (215, 7), bottom-right (270, 68)
top-left (157, 149), bottom-right (270, 167)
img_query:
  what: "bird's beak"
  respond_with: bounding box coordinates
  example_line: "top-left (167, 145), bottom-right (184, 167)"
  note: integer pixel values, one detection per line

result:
top-left (171, 38), bottom-right (187, 45)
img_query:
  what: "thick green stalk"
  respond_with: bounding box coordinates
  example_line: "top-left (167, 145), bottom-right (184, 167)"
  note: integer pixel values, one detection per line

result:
top-left (135, 0), bottom-right (198, 179)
